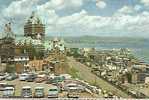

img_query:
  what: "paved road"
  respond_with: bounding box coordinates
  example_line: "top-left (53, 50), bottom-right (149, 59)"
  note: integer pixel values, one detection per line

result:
top-left (67, 57), bottom-right (130, 98)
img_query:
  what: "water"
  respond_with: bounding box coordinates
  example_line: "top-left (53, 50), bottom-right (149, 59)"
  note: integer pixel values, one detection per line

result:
top-left (66, 40), bottom-right (149, 63)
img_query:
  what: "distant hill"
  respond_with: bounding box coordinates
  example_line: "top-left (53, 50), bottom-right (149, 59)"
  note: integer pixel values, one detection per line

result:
top-left (17, 35), bottom-right (148, 44)
top-left (62, 36), bottom-right (148, 44)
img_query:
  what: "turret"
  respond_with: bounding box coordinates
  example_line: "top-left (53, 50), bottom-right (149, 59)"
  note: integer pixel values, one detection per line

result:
top-left (24, 11), bottom-right (45, 40)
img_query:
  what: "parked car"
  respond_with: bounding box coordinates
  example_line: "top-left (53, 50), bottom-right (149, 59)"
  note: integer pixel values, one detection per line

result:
top-left (0, 73), bottom-right (9, 81)
top-left (67, 89), bottom-right (79, 98)
top-left (34, 87), bottom-right (44, 98)
top-left (60, 74), bottom-right (72, 80)
top-left (48, 86), bottom-right (59, 98)
top-left (6, 73), bottom-right (18, 81)
top-left (35, 74), bottom-right (47, 83)
top-left (19, 73), bottom-right (29, 81)
top-left (64, 83), bottom-right (85, 92)
top-left (46, 78), bottom-right (58, 84)
top-left (0, 82), bottom-right (7, 91)
top-left (38, 71), bottom-right (49, 75)
top-left (3, 87), bottom-right (15, 97)
top-left (26, 73), bottom-right (37, 82)
top-left (0, 75), bottom-right (5, 81)
top-left (35, 77), bottom-right (45, 83)
top-left (46, 76), bottom-right (65, 85)
top-left (54, 76), bottom-right (65, 82)
top-left (21, 86), bottom-right (32, 98)
top-left (64, 83), bottom-right (78, 91)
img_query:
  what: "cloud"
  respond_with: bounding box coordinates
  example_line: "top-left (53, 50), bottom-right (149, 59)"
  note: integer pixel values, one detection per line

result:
top-left (0, 0), bottom-right (149, 37)
top-left (1, 0), bottom-right (84, 20)
top-left (96, 0), bottom-right (106, 9)
top-left (141, 0), bottom-right (149, 6)
top-left (42, 9), bottom-right (149, 36)
top-left (134, 5), bottom-right (142, 11)
top-left (37, 0), bottom-right (83, 11)
top-left (54, 8), bottom-right (149, 36)
top-left (117, 6), bottom-right (136, 14)
top-left (2, 0), bottom-right (39, 17)
top-left (116, 5), bottom-right (142, 15)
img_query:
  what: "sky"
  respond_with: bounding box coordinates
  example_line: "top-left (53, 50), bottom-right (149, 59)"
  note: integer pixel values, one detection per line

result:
top-left (0, 0), bottom-right (149, 37)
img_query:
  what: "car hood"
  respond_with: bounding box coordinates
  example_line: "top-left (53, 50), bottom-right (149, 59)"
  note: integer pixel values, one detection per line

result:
top-left (48, 91), bottom-right (58, 95)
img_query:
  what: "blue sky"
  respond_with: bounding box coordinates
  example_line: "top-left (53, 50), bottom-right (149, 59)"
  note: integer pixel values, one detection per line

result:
top-left (0, 0), bottom-right (149, 37)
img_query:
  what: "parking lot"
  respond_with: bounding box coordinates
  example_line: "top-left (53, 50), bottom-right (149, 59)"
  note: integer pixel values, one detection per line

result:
top-left (0, 78), bottom-right (95, 98)
top-left (0, 79), bottom-right (52, 97)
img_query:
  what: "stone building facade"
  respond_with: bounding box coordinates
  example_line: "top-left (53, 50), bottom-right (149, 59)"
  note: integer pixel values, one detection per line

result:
top-left (24, 12), bottom-right (45, 40)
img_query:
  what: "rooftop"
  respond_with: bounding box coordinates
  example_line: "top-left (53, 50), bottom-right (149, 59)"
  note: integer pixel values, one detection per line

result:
top-left (26, 11), bottom-right (42, 25)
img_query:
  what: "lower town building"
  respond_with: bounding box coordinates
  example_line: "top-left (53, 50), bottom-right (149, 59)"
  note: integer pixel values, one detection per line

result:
top-left (0, 57), bottom-right (6, 72)
top-left (0, 23), bottom-right (15, 62)
top-left (0, 36), bottom-right (15, 63)
top-left (131, 71), bottom-right (149, 84)
top-left (14, 54), bottom-right (29, 73)
top-left (29, 60), bottom-right (44, 71)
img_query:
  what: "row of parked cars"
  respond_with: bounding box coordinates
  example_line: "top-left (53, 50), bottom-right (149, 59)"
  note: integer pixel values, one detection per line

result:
top-left (22, 85), bottom-right (60, 98)
top-left (0, 73), bottom-right (87, 98)
top-left (1, 84), bottom-right (86, 98)
top-left (0, 72), bottom-right (69, 83)
top-left (0, 84), bottom-right (59, 98)
top-left (0, 73), bottom-right (18, 81)
top-left (0, 80), bottom-right (86, 98)
top-left (18, 73), bottom-right (69, 84)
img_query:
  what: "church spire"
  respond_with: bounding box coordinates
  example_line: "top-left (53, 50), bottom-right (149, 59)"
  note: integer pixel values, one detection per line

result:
top-left (4, 22), bottom-right (15, 39)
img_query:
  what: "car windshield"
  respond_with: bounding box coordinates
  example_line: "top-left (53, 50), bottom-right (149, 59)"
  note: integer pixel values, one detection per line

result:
top-left (49, 89), bottom-right (57, 91)
top-left (36, 89), bottom-right (43, 92)
top-left (23, 88), bottom-right (31, 91)
top-left (0, 84), bottom-right (7, 87)
top-left (5, 89), bottom-right (14, 91)
top-left (68, 85), bottom-right (77, 87)
top-left (69, 89), bottom-right (78, 92)
top-left (21, 75), bottom-right (27, 77)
